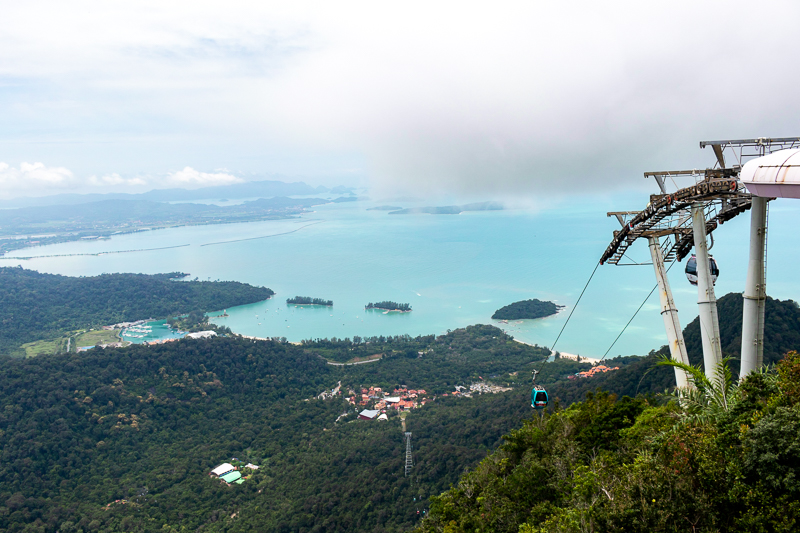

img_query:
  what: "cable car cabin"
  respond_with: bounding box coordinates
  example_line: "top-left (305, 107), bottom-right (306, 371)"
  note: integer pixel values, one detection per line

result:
top-left (531, 385), bottom-right (548, 409)
top-left (685, 254), bottom-right (719, 286)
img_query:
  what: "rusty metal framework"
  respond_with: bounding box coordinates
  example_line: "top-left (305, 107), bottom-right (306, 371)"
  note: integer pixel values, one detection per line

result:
top-left (601, 173), bottom-right (751, 265)
top-left (600, 137), bottom-right (800, 267)
top-left (598, 136), bottom-right (800, 386)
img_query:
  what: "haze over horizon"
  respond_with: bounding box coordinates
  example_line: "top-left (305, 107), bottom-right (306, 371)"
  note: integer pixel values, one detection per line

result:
top-left (2, 1), bottom-right (799, 201)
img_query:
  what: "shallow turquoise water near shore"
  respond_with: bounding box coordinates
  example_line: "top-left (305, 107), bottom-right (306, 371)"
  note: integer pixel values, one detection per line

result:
top-left (120, 319), bottom-right (185, 344)
top-left (5, 196), bottom-right (800, 358)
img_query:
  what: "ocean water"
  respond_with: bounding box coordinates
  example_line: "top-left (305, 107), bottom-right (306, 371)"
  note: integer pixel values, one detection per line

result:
top-left (4, 196), bottom-right (800, 358)
top-left (120, 319), bottom-right (185, 344)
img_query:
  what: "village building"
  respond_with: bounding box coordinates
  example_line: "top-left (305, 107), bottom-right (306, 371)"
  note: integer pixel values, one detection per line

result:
top-left (186, 331), bottom-right (217, 339)
top-left (220, 471), bottom-right (243, 484)
top-left (210, 463), bottom-right (235, 477)
top-left (358, 409), bottom-right (380, 420)
top-left (575, 364), bottom-right (620, 378)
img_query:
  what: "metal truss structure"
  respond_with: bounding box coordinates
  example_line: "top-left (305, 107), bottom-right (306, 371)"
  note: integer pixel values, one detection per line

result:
top-left (601, 172), bottom-right (751, 266)
top-left (600, 136), bottom-right (800, 384)
top-left (404, 432), bottom-right (413, 477)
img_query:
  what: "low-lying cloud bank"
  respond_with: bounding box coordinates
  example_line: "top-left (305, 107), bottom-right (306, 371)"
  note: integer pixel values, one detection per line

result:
top-left (0, 164), bottom-right (243, 199)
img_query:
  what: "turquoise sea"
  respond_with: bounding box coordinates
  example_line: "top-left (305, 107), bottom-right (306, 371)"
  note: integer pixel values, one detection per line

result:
top-left (4, 196), bottom-right (800, 358)
top-left (120, 319), bottom-right (185, 344)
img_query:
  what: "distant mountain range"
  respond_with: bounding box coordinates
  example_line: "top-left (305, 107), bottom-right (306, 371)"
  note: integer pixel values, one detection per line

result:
top-left (0, 195), bottom-right (350, 255)
top-left (0, 197), bottom-right (333, 230)
top-left (0, 179), bottom-right (355, 209)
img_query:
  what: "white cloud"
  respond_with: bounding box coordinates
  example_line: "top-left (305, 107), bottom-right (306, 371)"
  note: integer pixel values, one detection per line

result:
top-left (165, 167), bottom-right (243, 188)
top-left (0, 162), bottom-right (76, 197)
top-left (0, 1), bottom-right (799, 199)
top-left (87, 173), bottom-right (147, 187)
top-left (0, 161), bottom-right (243, 198)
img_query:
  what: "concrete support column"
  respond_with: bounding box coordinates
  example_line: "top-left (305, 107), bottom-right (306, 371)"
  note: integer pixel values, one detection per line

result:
top-left (648, 236), bottom-right (692, 389)
top-left (740, 196), bottom-right (768, 378)
top-left (691, 204), bottom-right (723, 380)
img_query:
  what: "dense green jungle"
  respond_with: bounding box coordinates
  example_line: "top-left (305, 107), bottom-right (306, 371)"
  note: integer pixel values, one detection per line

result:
top-left (0, 269), bottom-right (799, 532)
top-left (0, 327), bottom-right (558, 532)
top-left (414, 350), bottom-right (800, 533)
top-left (0, 267), bottom-right (273, 356)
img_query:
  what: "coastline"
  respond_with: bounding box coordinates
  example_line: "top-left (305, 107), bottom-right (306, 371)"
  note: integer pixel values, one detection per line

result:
top-left (553, 350), bottom-right (601, 365)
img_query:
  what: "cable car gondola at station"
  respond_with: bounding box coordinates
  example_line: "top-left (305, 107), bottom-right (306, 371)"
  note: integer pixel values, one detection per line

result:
top-left (530, 370), bottom-right (549, 410)
top-left (685, 254), bottom-right (719, 286)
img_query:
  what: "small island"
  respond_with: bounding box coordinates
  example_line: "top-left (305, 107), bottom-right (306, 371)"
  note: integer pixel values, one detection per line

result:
top-left (367, 205), bottom-right (402, 211)
top-left (365, 301), bottom-right (412, 312)
top-left (492, 299), bottom-right (563, 320)
top-left (287, 296), bottom-right (333, 306)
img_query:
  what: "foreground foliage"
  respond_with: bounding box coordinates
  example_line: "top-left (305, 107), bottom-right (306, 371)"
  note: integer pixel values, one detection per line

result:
top-left (415, 351), bottom-right (800, 533)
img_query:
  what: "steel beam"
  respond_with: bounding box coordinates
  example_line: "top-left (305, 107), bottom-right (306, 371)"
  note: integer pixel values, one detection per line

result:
top-left (700, 137), bottom-right (800, 148)
top-left (648, 237), bottom-right (692, 388)
top-left (691, 204), bottom-right (723, 379)
top-left (740, 196), bottom-right (768, 377)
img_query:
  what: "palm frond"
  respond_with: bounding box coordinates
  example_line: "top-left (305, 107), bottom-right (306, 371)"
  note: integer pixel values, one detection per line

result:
top-left (657, 355), bottom-right (741, 424)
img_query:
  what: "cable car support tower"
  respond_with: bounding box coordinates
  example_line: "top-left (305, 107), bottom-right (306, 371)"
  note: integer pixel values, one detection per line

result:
top-left (601, 137), bottom-right (800, 384)
top-left (404, 432), bottom-right (413, 477)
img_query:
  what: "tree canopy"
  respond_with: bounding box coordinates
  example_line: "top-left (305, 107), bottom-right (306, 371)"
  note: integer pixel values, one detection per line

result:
top-left (0, 267), bottom-right (273, 356)
top-left (416, 351), bottom-right (800, 533)
top-left (492, 299), bottom-right (563, 320)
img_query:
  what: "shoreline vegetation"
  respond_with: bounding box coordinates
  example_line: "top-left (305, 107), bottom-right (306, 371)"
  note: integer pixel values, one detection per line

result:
top-left (0, 267), bottom-right (273, 357)
top-left (286, 296), bottom-right (333, 306)
top-left (365, 301), bottom-right (412, 312)
top-left (492, 298), bottom-right (564, 320)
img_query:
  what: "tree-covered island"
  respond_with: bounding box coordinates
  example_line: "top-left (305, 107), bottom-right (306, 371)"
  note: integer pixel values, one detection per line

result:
top-left (492, 298), bottom-right (564, 320)
top-left (365, 301), bottom-right (412, 312)
top-left (286, 296), bottom-right (333, 306)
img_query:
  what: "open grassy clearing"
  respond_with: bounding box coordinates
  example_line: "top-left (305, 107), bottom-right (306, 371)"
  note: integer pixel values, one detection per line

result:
top-left (74, 329), bottom-right (121, 348)
top-left (22, 338), bottom-right (67, 358)
top-left (20, 329), bottom-right (122, 358)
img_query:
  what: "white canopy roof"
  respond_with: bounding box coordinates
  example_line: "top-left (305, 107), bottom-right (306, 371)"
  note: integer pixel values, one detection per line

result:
top-left (211, 463), bottom-right (234, 476)
top-left (740, 149), bottom-right (800, 199)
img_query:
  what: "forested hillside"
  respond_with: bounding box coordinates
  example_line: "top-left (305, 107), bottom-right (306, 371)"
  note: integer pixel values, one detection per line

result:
top-left (0, 328), bottom-right (553, 532)
top-left (543, 293), bottom-right (800, 407)
top-left (683, 293), bottom-right (800, 369)
top-left (415, 351), bottom-right (800, 533)
top-left (1, 286), bottom-right (798, 532)
top-left (0, 267), bottom-right (273, 356)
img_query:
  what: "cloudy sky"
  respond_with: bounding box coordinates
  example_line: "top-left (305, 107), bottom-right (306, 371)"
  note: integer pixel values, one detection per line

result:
top-left (1, 0), bottom-right (799, 200)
